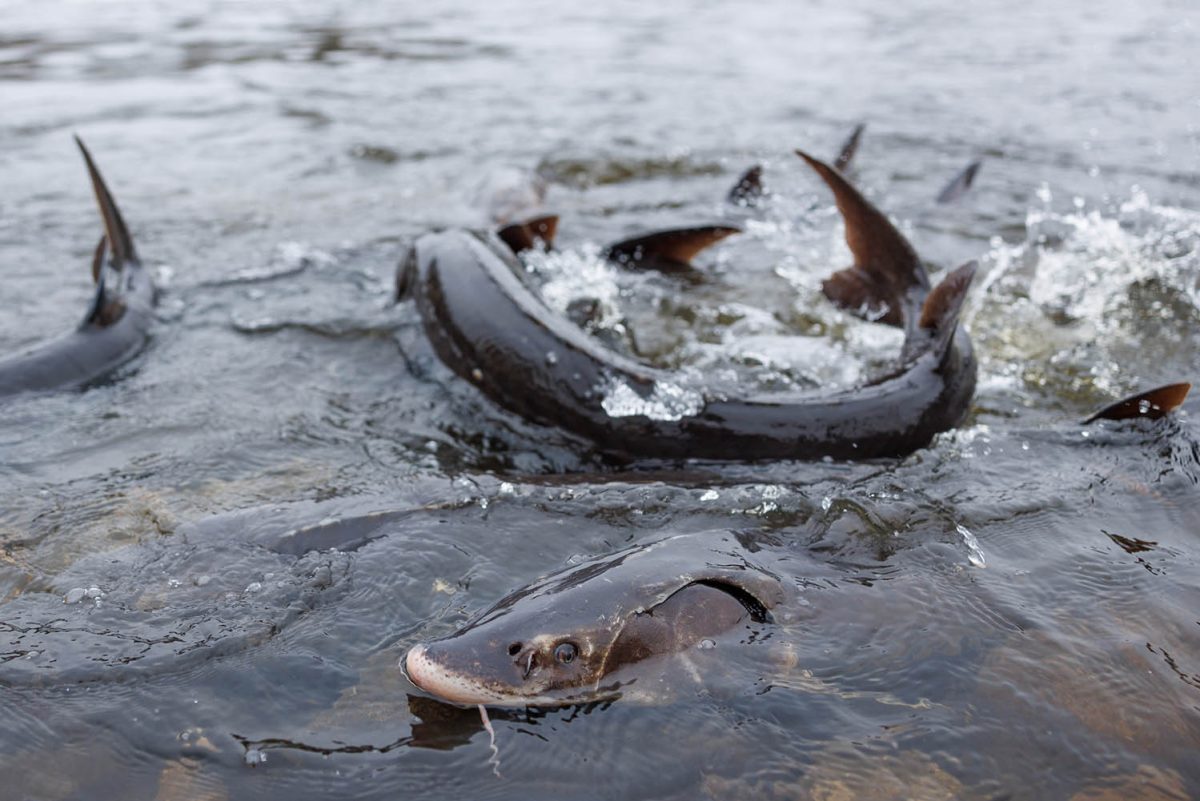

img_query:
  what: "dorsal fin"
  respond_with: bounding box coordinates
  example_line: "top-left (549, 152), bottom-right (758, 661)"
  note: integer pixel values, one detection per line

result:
top-left (796, 149), bottom-right (929, 327)
top-left (496, 214), bottom-right (559, 254)
top-left (936, 160), bottom-right (982, 204)
top-left (833, 123), bottom-right (866, 172)
top-left (602, 225), bottom-right (741, 273)
top-left (74, 135), bottom-right (137, 268)
top-left (1084, 383), bottom-right (1191, 424)
top-left (917, 261), bottom-right (976, 355)
top-left (728, 164), bottom-right (763, 206)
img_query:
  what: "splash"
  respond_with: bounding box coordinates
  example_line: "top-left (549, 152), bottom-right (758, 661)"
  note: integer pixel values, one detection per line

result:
top-left (522, 243), bottom-right (628, 331)
top-left (973, 187), bottom-right (1200, 401)
top-left (599, 376), bottom-right (704, 421)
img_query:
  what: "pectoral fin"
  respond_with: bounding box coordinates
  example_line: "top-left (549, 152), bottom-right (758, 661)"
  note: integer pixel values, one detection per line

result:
top-left (1084, 383), bottom-right (1191, 423)
top-left (602, 225), bottom-right (741, 274)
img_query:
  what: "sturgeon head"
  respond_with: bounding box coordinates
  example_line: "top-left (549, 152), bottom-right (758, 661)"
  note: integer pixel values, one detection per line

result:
top-left (404, 530), bottom-right (788, 707)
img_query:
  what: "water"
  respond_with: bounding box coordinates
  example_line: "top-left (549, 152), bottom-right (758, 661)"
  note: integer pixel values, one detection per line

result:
top-left (2, 1), bottom-right (1199, 798)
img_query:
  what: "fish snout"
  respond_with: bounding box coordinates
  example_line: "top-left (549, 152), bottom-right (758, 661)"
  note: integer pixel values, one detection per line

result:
top-left (403, 641), bottom-right (509, 706)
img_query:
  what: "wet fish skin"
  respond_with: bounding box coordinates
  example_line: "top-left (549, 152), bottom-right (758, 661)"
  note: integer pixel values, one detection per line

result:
top-left (0, 137), bottom-right (154, 398)
top-left (404, 530), bottom-right (792, 707)
top-left (397, 150), bottom-right (977, 461)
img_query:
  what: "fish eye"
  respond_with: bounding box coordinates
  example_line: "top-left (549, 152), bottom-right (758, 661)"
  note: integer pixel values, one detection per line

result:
top-left (554, 642), bottom-right (578, 664)
top-left (507, 642), bottom-right (522, 656)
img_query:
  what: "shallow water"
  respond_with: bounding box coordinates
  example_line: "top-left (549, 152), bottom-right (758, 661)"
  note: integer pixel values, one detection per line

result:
top-left (2, 1), bottom-right (1199, 798)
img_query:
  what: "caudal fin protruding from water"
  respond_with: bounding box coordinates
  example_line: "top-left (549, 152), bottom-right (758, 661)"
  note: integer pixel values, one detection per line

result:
top-left (728, 164), bottom-right (763, 206)
top-left (833, 123), bottom-right (866, 172)
top-left (797, 148), bottom-right (929, 327)
top-left (936, 159), bottom-right (982, 204)
top-left (916, 261), bottom-right (976, 357)
top-left (497, 214), bottom-right (559, 254)
top-left (602, 225), bottom-right (741, 274)
top-left (75, 136), bottom-right (137, 269)
top-left (1084, 383), bottom-right (1191, 424)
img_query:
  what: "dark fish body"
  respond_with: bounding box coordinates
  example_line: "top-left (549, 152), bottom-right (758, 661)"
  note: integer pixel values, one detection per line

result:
top-left (399, 150), bottom-right (978, 461)
top-left (404, 530), bottom-right (793, 707)
top-left (0, 138), bottom-right (154, 398)
top-left (0, 308), bottom-right (153, 396)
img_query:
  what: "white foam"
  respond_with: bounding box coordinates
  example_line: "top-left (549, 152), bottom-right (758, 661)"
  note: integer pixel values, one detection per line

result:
top-left (599, 376), bottom-right (704, 421)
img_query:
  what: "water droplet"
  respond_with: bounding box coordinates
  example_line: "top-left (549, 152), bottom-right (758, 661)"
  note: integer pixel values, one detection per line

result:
top-left (245, 582), bottom-right (263, 594)
top-left (698, 639), bottom-right (716, 650)
top-left (498, 482), bottom-right (516, 496)
top-left (699, 489), bottom-right (719, 502)
top-left (820, 496), bottom-right (832, 511)
top-left (545, 351), bottom-right (559, 366)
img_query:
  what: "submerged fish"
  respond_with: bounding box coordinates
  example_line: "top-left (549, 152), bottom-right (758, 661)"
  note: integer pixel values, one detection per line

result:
top-left (0, 137), bottom-right (154, 397)
top-left (404, 530), bottom-right (793, 707)
top-left (396, 148), bottom-right (978, 461)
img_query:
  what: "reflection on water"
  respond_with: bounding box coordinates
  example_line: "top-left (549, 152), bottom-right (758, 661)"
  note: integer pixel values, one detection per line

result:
top-left (1, 0), bottom-right (1198, 799)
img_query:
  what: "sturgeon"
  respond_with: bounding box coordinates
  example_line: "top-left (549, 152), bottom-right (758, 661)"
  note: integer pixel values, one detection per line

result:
top-left (404, 530), bottom-right (793, 707)
top-left (396, 149), bottom-right (978, 461)
top-left (0, 137), bottom-right (154, 397)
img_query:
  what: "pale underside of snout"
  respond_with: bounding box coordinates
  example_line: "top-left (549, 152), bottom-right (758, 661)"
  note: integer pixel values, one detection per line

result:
top-left (403, 643), bottom-right (595, 708)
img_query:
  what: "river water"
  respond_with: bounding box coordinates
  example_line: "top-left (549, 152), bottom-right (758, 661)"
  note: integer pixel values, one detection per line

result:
top-left (1, 1), bottom-right (1198, 799)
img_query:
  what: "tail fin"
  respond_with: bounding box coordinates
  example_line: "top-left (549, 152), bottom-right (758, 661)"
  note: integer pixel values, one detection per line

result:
top-left (75, 136), bottom-right (137, 268)
top-left (728, 165), bottom-right (763, 206)
top-left (1084, 383), bottom-right (1191, 424)
top-left (82, 235), bottom-right (126, 326)
top-left (916, 261), bottom-right (976, 357)
top-left (796, 149), bottom-right (929, 327)
top-left (936, 160), bottom-right (982, 204)
top-left (601, 225), bottom-right (741, 274)
top-left (497, 214), bottom-right (559, 254)
top-left (833, 123), bottom-right (866, 172)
